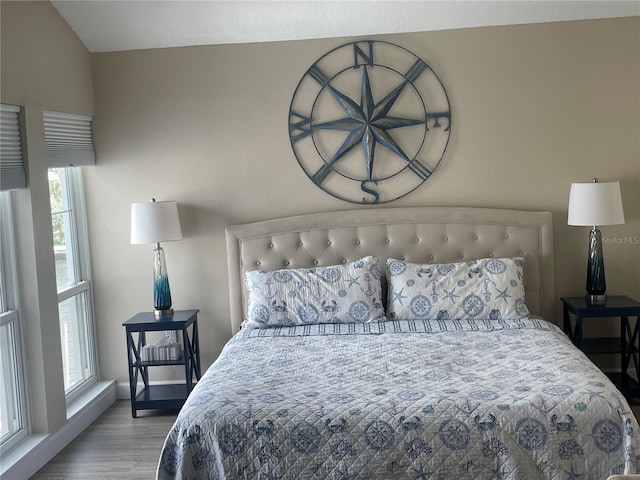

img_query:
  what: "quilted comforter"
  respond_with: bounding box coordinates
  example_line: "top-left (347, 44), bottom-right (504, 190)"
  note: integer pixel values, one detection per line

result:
top-left (157, 318), bottom-right (639, 479)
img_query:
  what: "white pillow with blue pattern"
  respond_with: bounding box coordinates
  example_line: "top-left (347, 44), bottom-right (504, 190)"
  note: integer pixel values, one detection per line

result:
top-left (386, 257), bottom-right (530, 321)
top-left (244, 256), bottom-right (386, 328)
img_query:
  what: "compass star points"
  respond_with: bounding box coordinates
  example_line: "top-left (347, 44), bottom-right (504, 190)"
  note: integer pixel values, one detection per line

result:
top-left (288, 41), bottom-right (452, 204)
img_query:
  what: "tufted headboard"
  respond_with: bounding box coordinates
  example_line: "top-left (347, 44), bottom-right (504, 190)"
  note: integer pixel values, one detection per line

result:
top-left (225, 207), bottom-right (554, 333)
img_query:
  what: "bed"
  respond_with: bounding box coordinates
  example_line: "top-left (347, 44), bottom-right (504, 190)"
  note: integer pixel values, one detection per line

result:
top-left (157, 207), bottom-right (639, 479)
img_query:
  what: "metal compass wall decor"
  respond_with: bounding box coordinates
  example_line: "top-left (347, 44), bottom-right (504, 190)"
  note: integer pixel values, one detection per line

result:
top-left (288, 40), bottom-right (452, 204)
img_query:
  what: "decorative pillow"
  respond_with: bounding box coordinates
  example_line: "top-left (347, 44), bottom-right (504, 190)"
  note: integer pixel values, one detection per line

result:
top-left (244, 256), bottom-right (385, 328)
top-left (386, 257), bottom-right (530, 321)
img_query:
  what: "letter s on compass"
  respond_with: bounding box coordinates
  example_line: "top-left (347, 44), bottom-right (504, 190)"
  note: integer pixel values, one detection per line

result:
top-left (360, 180), bottom-right (380, 204)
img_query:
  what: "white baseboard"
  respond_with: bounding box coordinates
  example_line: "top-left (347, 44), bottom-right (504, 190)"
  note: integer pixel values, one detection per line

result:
top-left (1, 380), bottom-right (116, 480)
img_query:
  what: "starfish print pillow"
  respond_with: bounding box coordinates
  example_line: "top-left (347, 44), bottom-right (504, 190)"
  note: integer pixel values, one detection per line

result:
top-left (386, 257), bottom-right (530, 321)
top-left (245, 256), bottom-right (385, 328)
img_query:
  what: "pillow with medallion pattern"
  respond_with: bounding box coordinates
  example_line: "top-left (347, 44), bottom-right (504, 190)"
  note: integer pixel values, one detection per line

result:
top-left (245, 256), bottom-right (385, 328)
top-left (386, 257), bottom-right (530, 321)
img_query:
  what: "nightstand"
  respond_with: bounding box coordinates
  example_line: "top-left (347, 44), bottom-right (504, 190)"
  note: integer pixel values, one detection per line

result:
top-left (123, 309), bottom-right (201, 417)
top-left (562, 295), bottom-right (640, 400)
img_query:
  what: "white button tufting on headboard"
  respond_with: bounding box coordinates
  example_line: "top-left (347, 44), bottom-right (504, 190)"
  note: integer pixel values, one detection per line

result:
top-left (226, 207), bottom-right (554, 333)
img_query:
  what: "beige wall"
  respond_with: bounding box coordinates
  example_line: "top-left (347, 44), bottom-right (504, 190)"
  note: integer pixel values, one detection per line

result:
top-left (1, 1), bottom-right (93, 113)
top-left (88, 17), bottom-right (639, 385)
top-left (1, 1), bottom-right (94, 432)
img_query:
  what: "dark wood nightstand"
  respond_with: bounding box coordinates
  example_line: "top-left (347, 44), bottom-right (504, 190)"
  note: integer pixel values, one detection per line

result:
top-left (562, 295), bottom-right (640, 400)
top-left (123, 309), bottom-right (201, 417)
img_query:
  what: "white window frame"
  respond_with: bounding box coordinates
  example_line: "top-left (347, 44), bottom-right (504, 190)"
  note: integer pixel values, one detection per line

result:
top-left (49, 167), bottom-right (98, 403)
top-left (0, 193), bottom-right (30, 454)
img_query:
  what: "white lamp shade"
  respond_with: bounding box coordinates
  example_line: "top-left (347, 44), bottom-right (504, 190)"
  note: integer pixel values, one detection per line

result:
top-left (131, 200), bottom-right (183, 244)
top-left (567, 181), bottom-right (625, 227)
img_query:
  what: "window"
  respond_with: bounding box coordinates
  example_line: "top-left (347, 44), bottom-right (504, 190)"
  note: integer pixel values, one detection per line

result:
top-left (0, 193), bottom-right (29, 453)
top-left (48, 167), bottom-right (97, 401)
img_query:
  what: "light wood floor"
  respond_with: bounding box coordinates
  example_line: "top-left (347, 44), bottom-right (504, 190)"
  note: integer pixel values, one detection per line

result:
top-left (28, 400), bottom-right (640, 479)
top-left (31, 401), bottom-right (177, 480)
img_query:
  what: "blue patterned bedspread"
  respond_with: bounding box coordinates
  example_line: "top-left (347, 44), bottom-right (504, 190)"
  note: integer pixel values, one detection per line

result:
top-left (157, 318), bottom-right (639, 479)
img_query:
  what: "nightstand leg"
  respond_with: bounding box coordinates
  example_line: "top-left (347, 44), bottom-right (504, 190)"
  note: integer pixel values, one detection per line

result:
top-left (126, 330), bottom-right (138, 418)
top-left (192, 321), bottom-right (201, 380)
top-left (563, 305), bottom-right (573, 342)
top-left (574, 315), bottom-right (583, 348)
top-left (182, 326), bottom-right (191, 392)
top-left (625, 316), bottom-right (640, 383)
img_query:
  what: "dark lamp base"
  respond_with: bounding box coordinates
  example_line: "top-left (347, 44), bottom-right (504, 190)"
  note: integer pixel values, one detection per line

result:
top-left (586, 294), bottom-right (607, 305)
top-left (154, 308), bottom-right (174, 318)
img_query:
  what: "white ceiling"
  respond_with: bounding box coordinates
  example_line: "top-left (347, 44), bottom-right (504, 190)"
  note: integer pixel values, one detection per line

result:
top-left (51, 0), bottom-right (639, 53)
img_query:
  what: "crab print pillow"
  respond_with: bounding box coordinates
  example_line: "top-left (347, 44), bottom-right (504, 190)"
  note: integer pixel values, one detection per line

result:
top-left (244, 256), bottom-right (386, 328)
top-left (386, 257), bottom-right (530, 321)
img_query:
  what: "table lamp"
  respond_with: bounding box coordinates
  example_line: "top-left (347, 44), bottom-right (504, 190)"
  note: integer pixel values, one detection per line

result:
top-left (131, 199), bottom-right (183, 316)
top-left (568, 178), bottom-right (624, 304)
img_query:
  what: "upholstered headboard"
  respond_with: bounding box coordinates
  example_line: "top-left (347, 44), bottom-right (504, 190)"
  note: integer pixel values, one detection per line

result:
top-left (225, 207), bottom-right (554, 333)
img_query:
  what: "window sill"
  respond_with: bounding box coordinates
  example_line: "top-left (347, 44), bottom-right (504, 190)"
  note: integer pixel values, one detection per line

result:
top-left (0, 379), bottom-right (116, 480)
top-left (0, 434), bottom-right (48, 477)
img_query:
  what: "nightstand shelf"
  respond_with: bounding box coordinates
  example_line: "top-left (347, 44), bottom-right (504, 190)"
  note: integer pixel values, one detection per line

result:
top-left (579, 338), bottom-right (637, 355)
top-left (135, 359), bottom-right (186, 367)
top-left (562, 295), bottom-right (640, 400)
top-left (605, 372), bottom-right (640, 394)
top-left (134, 384), bottom-right (190, 410)
top-left (123, 309), bottom-right (201, 417)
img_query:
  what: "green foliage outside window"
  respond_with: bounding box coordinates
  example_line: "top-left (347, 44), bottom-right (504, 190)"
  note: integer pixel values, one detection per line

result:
top-left (49, 172), bottom-right (64, 246)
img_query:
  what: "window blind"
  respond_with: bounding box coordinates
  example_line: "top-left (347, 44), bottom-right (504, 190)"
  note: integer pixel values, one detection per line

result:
top-left (0, 104), bottom-right (26, 191)
top-left (43, 110), bottom-right (95, 167)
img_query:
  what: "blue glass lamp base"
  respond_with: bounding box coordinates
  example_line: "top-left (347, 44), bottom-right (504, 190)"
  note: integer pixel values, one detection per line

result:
top-left (585, 227), bottom-right (606, 305)
top-left (153, 245), bottom-right (173, 317)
